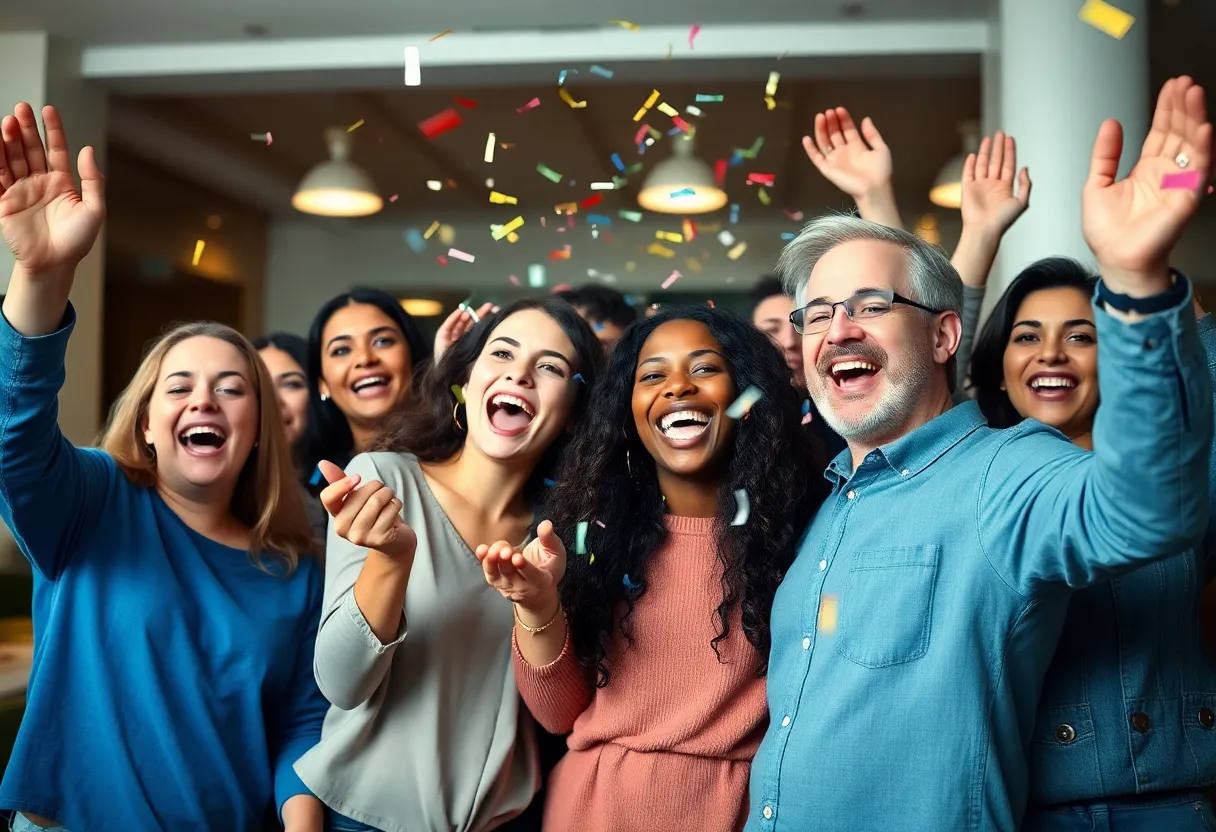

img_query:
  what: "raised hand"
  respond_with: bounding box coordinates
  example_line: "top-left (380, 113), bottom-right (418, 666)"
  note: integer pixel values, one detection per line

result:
top-left (0, 103), bottom-right (105, 275)
top-left (1082, 76), bottom-right (1211, 295)
top-left (804, 107), bottom-right (893, 200)
top-left (475, 519), bottom-right (566, 613)
top-left (317, 459), bottom-right (417, 562)
top-left (434, 302), bottom-right (495, 361)
top-left (961, 131), bottom-right (1032, 238)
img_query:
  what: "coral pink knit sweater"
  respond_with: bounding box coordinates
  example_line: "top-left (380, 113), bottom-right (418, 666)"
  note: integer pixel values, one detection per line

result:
top-left (513, 515), bottom-right (768, 832)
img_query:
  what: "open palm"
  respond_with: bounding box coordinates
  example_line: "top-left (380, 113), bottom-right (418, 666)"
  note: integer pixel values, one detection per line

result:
top-left (475, 520), bottom-right (566, 608)
top-left (0, 103), bottom-right (105, 275)
top-left (960, 131), bottom-right (1031, 236)
top-left (803, 107), bottom-right (893, 199)
top-left (1082, 76), bottom-right (1210, 281)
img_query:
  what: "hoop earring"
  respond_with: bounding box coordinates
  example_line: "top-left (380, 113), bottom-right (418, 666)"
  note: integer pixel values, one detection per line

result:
top-left (453, 402), bottom-right (466, 432)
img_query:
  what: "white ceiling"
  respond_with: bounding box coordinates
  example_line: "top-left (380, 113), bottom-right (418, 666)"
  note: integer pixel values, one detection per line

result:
top-left (8, 0), bottom-right (991, 46)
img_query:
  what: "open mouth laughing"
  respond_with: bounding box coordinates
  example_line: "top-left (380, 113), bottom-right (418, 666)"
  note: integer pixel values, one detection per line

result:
top-left (1027, 372), bottom-right (1079, 401)
top-left (827, 358), bottom-right (882, 392)
top-left (486, 392), bottom-right (536, 437)
top-left (653, 403), bottom-right (714, 449)
top-left (350, 374), bottom-right (392, 399)
top-left (178, 424), bottom-right (228, 457)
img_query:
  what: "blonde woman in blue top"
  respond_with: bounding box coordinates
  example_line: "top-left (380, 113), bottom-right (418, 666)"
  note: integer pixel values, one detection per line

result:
top-left (0, 102), bottom-right (327, 831)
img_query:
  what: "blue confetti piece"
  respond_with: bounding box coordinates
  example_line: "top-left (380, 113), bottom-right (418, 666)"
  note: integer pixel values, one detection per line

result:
top-left (586, 213), bottom-right (612, 225)
top-left (543, 478), bottom-right (557, 487)
top-left (623, 294), bottom-right (636, 305)
top-left (610, 152), bottom-right (626, 172)
top-left (573, 373), bottom-right (585, 384)
top-left (781, 232), bottom-right (797, 240)
top-left (575, 521), bottom-right (589, 555)
top-left (802, 399), bottom-right (812, 416)
top-left (670, 187), bottom-right (696, 198)
top-left (404, 228), bottom-right (427, 253)
top-left (623, 574), bottom-right (639, 591)
top-left (589, 65), bottom-right (615, 79)
top-left (729, 153), bottom-right (744, 167)
top-left (666, 127), bottom-right (682, 136)
top-left (309, 466), bottom-right (324, 486)
top-left (730, 204), bottom-right (740, 224)
top-left (558, 69), bottom-right (578, 86)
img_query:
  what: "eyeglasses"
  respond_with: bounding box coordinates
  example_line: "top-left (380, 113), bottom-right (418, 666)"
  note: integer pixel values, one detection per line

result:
top-left (789, 289), bottom-right (944, 335)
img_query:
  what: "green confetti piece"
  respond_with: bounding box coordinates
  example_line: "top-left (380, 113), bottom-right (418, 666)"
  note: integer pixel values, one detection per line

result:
top-left (450, 384), bottom-right (465, 404)
top-left (734, 136), bottom-right (766, 160)
top-left (619, 210), bottom-right (643, 222)
top-left (575, 521), bottom-right (588, 555)
top-left (537, 164), bottom-right (563, 183)
top-left (625, 162), bottom-right (645, 176)
top-left (758, 187), bottom-right (771, 206)
top-left (726, 385), bottom-right (763, 419)
top-left (695, 94), bottom-right (724, 102)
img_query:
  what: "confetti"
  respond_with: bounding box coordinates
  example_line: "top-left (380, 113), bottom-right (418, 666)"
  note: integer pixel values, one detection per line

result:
top-left (672, 116), bottom-right (693, 133)
top-left (661, 270), bottom-right (682, 289)
top-left (484, 132), bottom-right (496, 163)
top-left (590, 181), bottom-right (616, 190)
top-left (509, 275), bottom-right (521, 286)
top-left (735, 137), bottom-right (766, 159)
top-left (430, 29), bottom-right (453, 41)
top-left (581, 194), bottom-right (604, 209)
top-left (426, 180), bottom-right (443, 191)
top-left (633, 90), bottom-right (661, 122)
top-left (543, 478), bottom-right (557, 487)
top-left (730, 204), bottom-right (740, 224)
top-left (557, 69), bottom-right (578, 86)
top-left (765, 97), bottom-right (778, 111)
top-left (783, 209), bottom-right (805, 221)
top-left (404, 228), bottom-right (427, 253)
top-left (492, 216), bottom-right (525, 241)
top-left (439, 225), bottom-right (455, 245)
top-left (574, 373), bottom-right (586, 384)
top-left (633, 124), bottom-right (651, 147)
top-left (537, 164), bottom-right (564, 184)
top-left (623, 574), bottom-right (639, 591)
top-left (665, 43), bottom-right (673, 61)
top-left (655, 230), bottom-right (683, 243)
top-left (348, 119), bottom-right (365, 133)
top-left (560, 88), bottom-right (588, 109)
top-left (765, 71), bottom-right (780, 98)
top-left (191, 239), bottom-right (205, 267)
top-left (549, 245), bottom-right (572, 260)
top-left (610, 153), bottom-right (626, 172)
top-left (516, 97), bottom-right (542, 113)
top-left (250, 132), bottom-right (273, 146)
top-left (437, 255), bottom-right (448, 266)
top-left (657, 102), bottom-right (679, 117)
top-left (758, 187), bottom-right (772, 206)
top-left (590, 553), bottom-right (596, 565)
top-left (401, 46), bottom-right (422, 86)
top-left (731, 489), bottom-right (751, 526)
top-left (418, 108), bottom-right (463, 139)
top-left (594, 519), bottom-right (605, 527)
top-left (696, 94), bottom-right (724, 103)
top-left (648, 243), bottom-right (676, 258)
top-left (609, 19), bottom-right (640, 30)
top-left (448, 248), bottom-right (475, 263)
top-left (727, 241), bottom-right (748, 260)
top-left (451, 384), bottom-right (465, 403)
top-left (423, 221), bottom-right (441, 239)
top-left (685, 258), bottom-right (703, 274)
top-left (555, 201), bottom-right (578, 214)
top-left (389, 194), bottom-right (399, 203)
top-left (802, 399), bottom-right (812, 416)
top-left (586, 214), bottom-right (612, 225)
top-left (685, 105), bottom-right (704, 117)
top-left (590, 65), bottom-right (615, 79)
top-left (670, 188), bottom-right (697, 198)
top-left (781, 232), bottom-right (797, 241)
top-left (747, 173), bottom-right (776, 187)
top-left (726, 385), bottom-right (763, 419)
top-left (718, 230), bottom-right (736, 246)
top-left (1078, 0), bottom-right (1135, 38)
top-left (575, 521), bottom-right (589, 555)
top-left (818, 595), bottom-right (839, 635)
top-left (619, 210), bottom-right (644, 222)
top-left (488, 191), bottom-right (518, 205)
top-left (688, 24), bottom-right (701, 48)
top-left (1162, 170), bottom-right (1203, 190)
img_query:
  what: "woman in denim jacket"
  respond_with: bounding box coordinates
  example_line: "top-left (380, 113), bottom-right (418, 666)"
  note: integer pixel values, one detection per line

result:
top-left (969, 254), bottom-right (1216, 831)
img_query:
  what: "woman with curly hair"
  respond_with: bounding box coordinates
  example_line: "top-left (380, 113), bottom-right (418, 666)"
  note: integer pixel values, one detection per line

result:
top-left (476, 306), bottom-right (826, 831)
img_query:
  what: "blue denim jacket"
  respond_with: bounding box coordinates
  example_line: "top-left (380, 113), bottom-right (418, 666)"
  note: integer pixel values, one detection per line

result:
top-left (747, 289), bottom-right (1212, 832)
top-left (1027, 314), bottom-right (1216, 806)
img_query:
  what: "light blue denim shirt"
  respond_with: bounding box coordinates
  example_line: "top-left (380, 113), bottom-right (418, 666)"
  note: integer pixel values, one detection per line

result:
top-left (1027, 313), bottom-right (1216, 806)
top-left (748, 288), bottom-right (1213, 831)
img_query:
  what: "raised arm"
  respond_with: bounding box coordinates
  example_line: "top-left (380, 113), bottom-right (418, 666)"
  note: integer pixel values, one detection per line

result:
top-left (0, 103), bottom-right (112, 580)
top-left (981, 76), bottom-right (1213, 591)
top-left (803, 107), bottom-right (902, 229)
top-left (951, 131), bottom-right (1032, 390)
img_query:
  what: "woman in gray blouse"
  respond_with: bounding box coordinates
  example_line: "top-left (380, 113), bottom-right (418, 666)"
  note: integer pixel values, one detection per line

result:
top-left (293, 299), bottom-right (603, 832)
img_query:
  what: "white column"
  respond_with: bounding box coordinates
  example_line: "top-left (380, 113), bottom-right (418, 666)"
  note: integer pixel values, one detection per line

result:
top-left (0, 33), bottom-right (107, 570)
top-left (985, 0), bottom-right (1148, 314)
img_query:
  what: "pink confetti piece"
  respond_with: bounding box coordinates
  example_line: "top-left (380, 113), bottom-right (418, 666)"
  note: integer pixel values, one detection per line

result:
top-left (418, 108), bottom-right (463, 139)
top-left (634, 124), bottom-right (650, 146)
top-left (688, 24), bottom-right (701, 49)
top-left (437, 255), bottom-right (448, 266)
top-left (594, 520), bottom-right (606, 528)
top-left (389, 194), bottom-right (399, 203)
top-left (672, 116), bottom-right (692, 133)
top-left (516, 97), bottom-right (542, 113)
top-left (714, 159), bottom-right (728, 185)
top-left (540, 216), bottom-right (547, 227)
top-left (448, 248), bottom-right (475, 263)
top-left (747, 172), bottom-right (776, 187)
top-left (782, 209), bottom-right (804, 221)
top-left (662, 270), bottom-right (682, 289)
top-left (509, 275), bottom-right (521, 286)
top-left (1162, 170), bottom-right (1203, 190)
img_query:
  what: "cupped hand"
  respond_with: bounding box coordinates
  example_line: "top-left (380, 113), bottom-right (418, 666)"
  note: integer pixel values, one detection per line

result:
top-left (960, 130), bottom-right (1032, 237)
top-left (0, 103), bottom-right (105, 274)
top-left (318, 459), bottom-right (417, 561)
top-left (475, 519), bottom-right (566, 611)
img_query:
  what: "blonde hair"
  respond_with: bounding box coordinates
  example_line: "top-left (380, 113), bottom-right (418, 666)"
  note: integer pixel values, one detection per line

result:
top-left (100, 321), bottom-right (315, 572)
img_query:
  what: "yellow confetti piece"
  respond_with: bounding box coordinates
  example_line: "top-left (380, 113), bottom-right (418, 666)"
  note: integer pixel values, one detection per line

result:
top-left (758, 187), bottom-right (772, 206)
top-left (492, 216), bottom-right (525, 241)
top-left (633, 90), bottom-right (661, 122)
top-left (818, 595), bottom-right (839, 634)
top-left (685, 257), bottom-right (703, 274)
top-left (1078, 0), bottom-right (1135, 38)
top-left (609, 19), bottom-right (640, 31)
top-left (559, 88), bottom-right (587, 109)
top-left (765, 71), bottom-right (780, 98)
top-left (648, 243), bottom-right (676, 258)
top-left (347, 119), bottom-right (365, 133)
top-left (727, 241), bottom-right (748, 261)
top-left (429, 29), bottom-right (453, 41)
top-left (555, 202), bottom-right (579, 215)
top-left (191, 239), bottom-right (205, 267)
top-left (484, 132), bottom-right (496, 163)
top-left (655, 230), bottom-right (684, 243)
top-left (656, 102), bottom-right (678, 117)
top-left (438, 225), bottom-right (456, 245)
top-left (423, 221), bottom-right (441, 240)
top-left (626, 261), bottom-right (637, 273)
top-left (489, 191), bottom-right (518, 205)
top-left (765, 96), bottom-right (777, 111)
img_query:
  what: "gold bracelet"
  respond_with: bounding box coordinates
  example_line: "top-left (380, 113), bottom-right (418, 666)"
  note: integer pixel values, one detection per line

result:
top-left (514, 602), bottom-right (562, 635)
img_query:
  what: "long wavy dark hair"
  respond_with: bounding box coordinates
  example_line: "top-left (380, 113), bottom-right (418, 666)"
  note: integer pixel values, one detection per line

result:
top-left (298, 288), bottom-right (433, 484)
top-left (970, 257), bottom-right (1099, 429)
top-left (545, 306), bottom-right (827, 686)
top-left (373, 299), bottom-right (603, 502)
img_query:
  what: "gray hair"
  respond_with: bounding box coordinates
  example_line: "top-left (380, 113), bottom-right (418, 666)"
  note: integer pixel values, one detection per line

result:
top-left (777, 214), bottom-right (963, 315)
top-left (776, 214), bottom-right (964, 391)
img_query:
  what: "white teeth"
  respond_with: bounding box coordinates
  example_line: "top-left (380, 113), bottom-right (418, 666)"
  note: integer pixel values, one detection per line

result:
top-left (492, 393), bottom-right (534, 416)
top-left (352, 376), bottom-right (388, 392)
top-left (181, 426), bottom-right (226, 440)
top-left (831, 360), bottom-right (879, 377)
top-left (659, 410), bottom-right (711, 432)
top-left (1031, 377), bottom-right (1077, 389)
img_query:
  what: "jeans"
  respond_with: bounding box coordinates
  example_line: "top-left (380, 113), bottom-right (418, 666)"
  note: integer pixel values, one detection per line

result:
top-left (1023, 791), bottom-right (1216, 831)
top-left (10, 815), bottom-right (68, 832)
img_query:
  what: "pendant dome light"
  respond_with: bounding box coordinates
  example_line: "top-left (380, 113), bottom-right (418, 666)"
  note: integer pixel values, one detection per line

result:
top-left (637, 135), bottom-right (728, 215)
top-left (292, 127), bottom-right (383, 217)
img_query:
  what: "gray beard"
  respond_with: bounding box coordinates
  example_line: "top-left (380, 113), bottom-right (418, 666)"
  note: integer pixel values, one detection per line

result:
top-left (810, 348), bottom-right (933, 446)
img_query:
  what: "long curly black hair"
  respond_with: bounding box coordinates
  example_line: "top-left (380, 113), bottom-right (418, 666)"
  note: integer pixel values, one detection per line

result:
top-left (544, 305), bottom-right (827, 686)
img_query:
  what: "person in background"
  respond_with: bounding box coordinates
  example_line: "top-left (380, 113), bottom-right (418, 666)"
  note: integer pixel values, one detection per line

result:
top-left (0, 102), bottom-right (326, 831)
top-left (749, 276), bottom-right (845, 459)
top-left (969, 256), bottom-right (1216, 830)
top-left (476, 307), bottom-right (823, 831)
top-left (298, 289), bottom-right (433, 487)
top-left (747, 76), bottom-right (1212, 830)
top-left (293, 300), bottom-right (603, 832)
top-left (569, 285), bottom-right (638, 353)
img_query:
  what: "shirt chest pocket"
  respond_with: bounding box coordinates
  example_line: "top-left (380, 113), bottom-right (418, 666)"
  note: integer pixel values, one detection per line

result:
top-left (836, 545), bottom-right (940, 669)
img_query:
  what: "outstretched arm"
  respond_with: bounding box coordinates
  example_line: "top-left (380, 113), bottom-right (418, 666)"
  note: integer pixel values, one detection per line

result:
top-left (803, 107), bottom-right (902, 229)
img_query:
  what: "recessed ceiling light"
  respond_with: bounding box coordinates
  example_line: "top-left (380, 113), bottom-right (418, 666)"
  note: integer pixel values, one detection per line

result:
top-left (206, 215), bottom-right (222, 230)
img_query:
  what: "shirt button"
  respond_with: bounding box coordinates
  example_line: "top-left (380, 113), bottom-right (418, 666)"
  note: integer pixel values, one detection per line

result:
top-left (1131, 712), bottom-right (1151, 734)
top-left (1055, 724), bottom-right (1076, 744)
top-left (763, 806), bottom-right (773, 820)
top-left (818, 559), bottom-right (827, 571)
top-left (802, 637), bottom-right (811, 650)
top-left (781, 715), bottom-right (791, 727)
top-left (901, 469), bottom-right (909, 477)
top-left (846, 490), bottom-right (857, 500)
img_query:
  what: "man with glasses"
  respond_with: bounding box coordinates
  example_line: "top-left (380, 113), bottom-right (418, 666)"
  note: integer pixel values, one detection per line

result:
top-left (747, 76), bottom-right (1213, 831)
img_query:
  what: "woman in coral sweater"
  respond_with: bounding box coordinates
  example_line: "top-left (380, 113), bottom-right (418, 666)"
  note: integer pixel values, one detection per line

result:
top-left (476, 307), bottom-right (825, 831)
